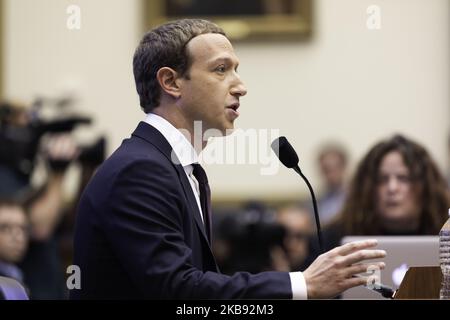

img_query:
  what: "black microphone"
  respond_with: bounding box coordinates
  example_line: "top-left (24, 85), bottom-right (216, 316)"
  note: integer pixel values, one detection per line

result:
top-left (271, 136), bottom-right (324, 254)
top-left (371, 283), bottom-right (396, 299)
top-left (271, 136), bottom-right (396, 299)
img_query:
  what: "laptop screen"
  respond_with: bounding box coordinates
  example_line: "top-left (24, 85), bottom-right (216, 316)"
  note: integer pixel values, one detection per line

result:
top-left (340, 236), bottom-right (439, 299)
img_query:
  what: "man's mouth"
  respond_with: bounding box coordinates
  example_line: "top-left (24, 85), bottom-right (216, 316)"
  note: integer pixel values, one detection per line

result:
top-left (226, 103), bottom-right (240, 112)
top-left (225, 103), bottom-right (240, 118)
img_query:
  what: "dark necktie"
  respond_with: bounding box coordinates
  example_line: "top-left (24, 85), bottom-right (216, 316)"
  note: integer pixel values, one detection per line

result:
top-left (192, 163), bottom-right (212, 243)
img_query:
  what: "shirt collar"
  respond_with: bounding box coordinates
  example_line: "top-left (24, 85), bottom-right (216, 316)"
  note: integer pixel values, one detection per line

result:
top-left (144, 113), bottom-right (198, 168)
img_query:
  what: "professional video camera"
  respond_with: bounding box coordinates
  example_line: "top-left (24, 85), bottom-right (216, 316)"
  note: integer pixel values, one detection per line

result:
top-left (218, 202), bottom-right (287, 274)
top-left (0, 97), bottom-right (106, 198)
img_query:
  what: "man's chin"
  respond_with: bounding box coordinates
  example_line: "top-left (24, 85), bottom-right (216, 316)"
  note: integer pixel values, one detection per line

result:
top-left (223, 126), bottom-right (235, 136)
top-left (8, 255), bottom-right (25, 264)
top-left (215, 122), bottom-right (235, 137)
top-left (203, 120), bottom-right (236, 138)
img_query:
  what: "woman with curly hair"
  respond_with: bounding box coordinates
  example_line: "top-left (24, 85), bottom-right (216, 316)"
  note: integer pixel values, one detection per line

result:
top-left (309, 134), bottom-right (450, 256)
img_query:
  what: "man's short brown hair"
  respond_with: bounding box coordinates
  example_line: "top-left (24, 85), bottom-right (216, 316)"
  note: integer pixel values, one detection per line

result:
top-left (133, 19), bottom-right (226, 113)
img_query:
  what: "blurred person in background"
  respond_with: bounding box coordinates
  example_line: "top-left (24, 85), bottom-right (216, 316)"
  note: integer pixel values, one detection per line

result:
top-left (308, 134), bottom-right (450, 259)
top-left (316, 143), bottom-right (349, 225)
top-left (276, 203), bottom-right (313, 271)
top-left (0, 200), bottom-right (29, 286)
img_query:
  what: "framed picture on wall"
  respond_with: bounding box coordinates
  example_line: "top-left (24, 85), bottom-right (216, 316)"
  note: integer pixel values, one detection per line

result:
top-left (144, 0), bottom-right (312, 41)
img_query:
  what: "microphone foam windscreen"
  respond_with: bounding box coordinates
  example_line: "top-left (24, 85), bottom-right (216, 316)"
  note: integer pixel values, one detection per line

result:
top-left (271, 137), bottom-right (299, 169)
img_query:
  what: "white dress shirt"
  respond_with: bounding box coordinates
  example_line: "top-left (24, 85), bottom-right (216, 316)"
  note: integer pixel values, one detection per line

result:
top-left (145, 113), bottom-right (204, 223)
top-left (144, 113), bottom-right (307, 299)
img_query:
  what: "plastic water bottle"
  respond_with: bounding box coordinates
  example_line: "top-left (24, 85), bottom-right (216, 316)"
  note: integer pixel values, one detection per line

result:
top-left (439, 208), bottom-right (450, 299)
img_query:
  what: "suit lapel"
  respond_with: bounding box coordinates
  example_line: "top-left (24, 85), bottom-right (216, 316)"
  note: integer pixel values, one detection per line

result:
top-left (132, 122), bottom-right (211, 247)
top-left (175, 165), bottom-right (219, 271)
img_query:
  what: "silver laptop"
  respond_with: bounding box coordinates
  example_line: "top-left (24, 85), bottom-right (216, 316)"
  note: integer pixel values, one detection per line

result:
top-left (340, 236), bottom-right (439, 299)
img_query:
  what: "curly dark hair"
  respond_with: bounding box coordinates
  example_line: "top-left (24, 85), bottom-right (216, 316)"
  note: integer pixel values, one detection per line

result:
top-left (339, 134), bottom-right (450, 235)
top-left (133, 19), bottom-right (226, 113)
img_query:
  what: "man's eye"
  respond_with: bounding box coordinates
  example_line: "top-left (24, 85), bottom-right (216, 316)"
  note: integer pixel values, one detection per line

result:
top-left (215, 66), bottom-right (226, 73)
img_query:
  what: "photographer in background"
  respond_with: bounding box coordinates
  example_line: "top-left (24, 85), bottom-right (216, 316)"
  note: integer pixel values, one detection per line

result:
top-left (20, 133), bottom-right (79, 299)
top-left (0, 100), bottom-right (104, 299)
top-left (216, 202), bottom-right (290, 275)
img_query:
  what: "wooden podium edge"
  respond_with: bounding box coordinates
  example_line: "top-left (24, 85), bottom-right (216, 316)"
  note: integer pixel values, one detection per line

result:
top-left (394, 266), bottom-right (442, 299)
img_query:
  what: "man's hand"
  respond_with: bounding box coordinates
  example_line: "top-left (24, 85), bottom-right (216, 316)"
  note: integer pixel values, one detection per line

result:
top-left (303, 239), bottom-right (386, 299)
top-left (43, 133), bottom-right (79, 172)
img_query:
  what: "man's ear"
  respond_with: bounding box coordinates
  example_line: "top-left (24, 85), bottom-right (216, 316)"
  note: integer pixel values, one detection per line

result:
top-left (156, 67), bottom-right (182, 99)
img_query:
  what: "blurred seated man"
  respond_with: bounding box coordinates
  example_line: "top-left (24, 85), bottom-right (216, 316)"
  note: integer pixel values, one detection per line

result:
top-left (316, 143), bottom-right (349, 225)
top-left (276, 203), bottom-right (313, 271)
top-left (309, 134), bottom-right (450, 260)
top-left (0, 200), bottom-right (29, 285)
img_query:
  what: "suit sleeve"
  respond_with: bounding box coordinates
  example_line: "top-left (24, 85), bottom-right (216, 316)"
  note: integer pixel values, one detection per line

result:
top-left (104, 160), bottom-right (292, 299)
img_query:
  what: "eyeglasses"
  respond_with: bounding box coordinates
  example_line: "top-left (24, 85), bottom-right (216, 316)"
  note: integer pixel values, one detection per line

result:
top-left (0, 223), bottom-right (30, 236)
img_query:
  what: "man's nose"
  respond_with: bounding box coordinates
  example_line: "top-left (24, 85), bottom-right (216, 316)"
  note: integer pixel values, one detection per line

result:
top-left (231, 74), bottom-right (247, 97)
top-left (12, 229), bottom-right (26, 242)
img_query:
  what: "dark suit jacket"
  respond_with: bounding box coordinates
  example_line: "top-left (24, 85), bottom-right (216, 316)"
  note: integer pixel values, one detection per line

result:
top-left (71, 122), bottom-right (292, 299)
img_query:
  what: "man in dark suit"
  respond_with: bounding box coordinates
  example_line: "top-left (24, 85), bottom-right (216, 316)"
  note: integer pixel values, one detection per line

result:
top-left (71, 19), bottom-right (386, 299)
